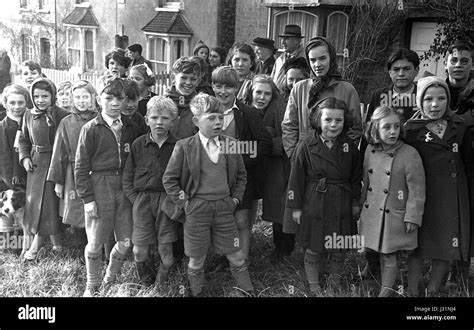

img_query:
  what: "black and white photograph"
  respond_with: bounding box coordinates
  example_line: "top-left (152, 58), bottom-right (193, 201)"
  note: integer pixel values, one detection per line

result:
top-left (0, 0), bottom-right (473, 328)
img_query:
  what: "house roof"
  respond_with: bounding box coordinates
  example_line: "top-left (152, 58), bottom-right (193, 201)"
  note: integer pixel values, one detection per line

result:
top-left (142, 11), bottom-right (193, 35)
top-left (63, 7), bottom-right (99, 27)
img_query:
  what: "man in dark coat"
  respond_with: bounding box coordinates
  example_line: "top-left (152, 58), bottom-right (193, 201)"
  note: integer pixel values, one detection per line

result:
top-left (252, 37), bottom-right (276, 75)
top-left (126, 44), bottom-right (153, 71)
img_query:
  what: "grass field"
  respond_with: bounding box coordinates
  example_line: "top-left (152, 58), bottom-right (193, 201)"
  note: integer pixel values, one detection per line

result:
top-left (0, 218), bottom-right (472, 298)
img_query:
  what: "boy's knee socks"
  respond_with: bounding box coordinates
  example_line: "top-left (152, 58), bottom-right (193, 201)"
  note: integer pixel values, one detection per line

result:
top-left (157, 262), bottom-right (173, 284)
top-left (104, 246), bottom-right (128, 284)
top-left (230, 262), bottom-right (254, 293)
top-left (304, 251), bottom-right (320, 292)
top-left (187, 267), bottom-right (204, 297)
top-left (85, 249), bottom-right (103, 288)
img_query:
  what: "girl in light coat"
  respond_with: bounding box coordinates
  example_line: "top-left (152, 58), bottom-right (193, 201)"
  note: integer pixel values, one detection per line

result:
top-left (359, 106), bottom-right (425, 297)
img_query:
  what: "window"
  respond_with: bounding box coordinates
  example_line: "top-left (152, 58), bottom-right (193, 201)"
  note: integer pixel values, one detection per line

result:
top-left (149, 37), bottom-right (168, 72)
top-left (327, 12), bottom-right (348, 69)
top-left (40, 38), bottom-right (51, 68)
top-left (85, 30), bottom-right (94, 70)
top-left (20, 0), bottom-right (28, 8)
top-left (38, 0), bottom-right (44, 10)
top-left (68, 29), bottom-right (81, 68)
top-left (173, 39), bottom-right (184, 63)
top-left (22, 35), bottom-right (34, 61)
top-left (272, 10), bottom-right (318, 47)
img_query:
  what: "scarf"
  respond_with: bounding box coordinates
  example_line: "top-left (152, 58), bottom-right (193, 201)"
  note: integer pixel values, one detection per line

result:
top-left (164, 86), bottom-right (196, 116)
top-left (32, 107), bottom-right (55, 127)
top-left (307, 73), bottom-right (341, 110)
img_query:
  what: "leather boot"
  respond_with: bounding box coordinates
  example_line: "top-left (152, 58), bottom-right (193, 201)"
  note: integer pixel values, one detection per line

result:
top-left (360, 251), bottom-right (380, 279)
top-left (136, 260), bottom-right (156, 287)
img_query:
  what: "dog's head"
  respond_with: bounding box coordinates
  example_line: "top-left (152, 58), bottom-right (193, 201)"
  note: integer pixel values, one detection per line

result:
top-left (0, 189), bottom-right (26, 216)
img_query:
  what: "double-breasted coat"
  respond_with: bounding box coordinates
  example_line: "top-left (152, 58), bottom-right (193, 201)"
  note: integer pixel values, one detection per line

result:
top-left (359, 141), bottom-right (426, 254)
top-left (47, 111), bottom-right (96, 227)
top-left (286, 133), bottom-right (362, 252)
top-left (404, 113), bottom-right (473, 261)
top-left (18, 79), bottom-right (69, 235)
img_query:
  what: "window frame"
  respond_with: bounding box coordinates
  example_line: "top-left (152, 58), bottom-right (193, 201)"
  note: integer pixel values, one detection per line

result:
top-left (22, 35), bottom-right (34, 62)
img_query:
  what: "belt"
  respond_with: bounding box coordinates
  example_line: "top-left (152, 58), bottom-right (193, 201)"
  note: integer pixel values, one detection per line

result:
top-left (32, 145), bottom-right (53, 153)
top-left (308, 177), bottom-right (350, 193)
top-left (91, 169), bottom-right (122, 176)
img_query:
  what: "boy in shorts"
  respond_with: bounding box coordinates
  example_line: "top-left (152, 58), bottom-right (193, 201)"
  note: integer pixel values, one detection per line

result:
top-left (75, 77), bottom-right (141, 296)
top-left (123, 96), bottom-right (179, 286)
top-left (162, 93), bottom-right (255, 297)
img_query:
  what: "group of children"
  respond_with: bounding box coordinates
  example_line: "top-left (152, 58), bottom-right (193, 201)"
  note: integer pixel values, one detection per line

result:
top-left (0, 39), bottom-right (472, 299)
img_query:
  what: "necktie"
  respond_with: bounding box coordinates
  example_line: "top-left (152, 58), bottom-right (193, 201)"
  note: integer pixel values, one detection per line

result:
top-left (207, 138), bottom-right (219, 163)
top-left (110, 119), bottom-right (122, 142)
top-left (323, 139), bottom-right (334, 149)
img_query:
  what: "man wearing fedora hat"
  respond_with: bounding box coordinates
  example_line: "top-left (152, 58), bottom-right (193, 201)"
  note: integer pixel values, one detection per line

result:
top-left (252, 37), bottom-right (276, 75)
top-left (271, 24), bottom-right (306, 92)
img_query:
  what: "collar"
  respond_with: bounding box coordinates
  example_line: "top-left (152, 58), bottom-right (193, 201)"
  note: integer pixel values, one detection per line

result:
top-left (145, 132), bottom-right (176, 147)
top-left (198, 131), bottom-right (220, 148)
top-left (372, 140), bottom-right (404, 153)
top-left (6, 113), bottom-right (21, 124)
top-left (287, 46), bottom-right (304, 58)
top-left (101, 112), bottom-right (122, 127)
top-left (393, 84), bottom-right (415, 97)
top-left (224, 100), bottom-right (239, 115)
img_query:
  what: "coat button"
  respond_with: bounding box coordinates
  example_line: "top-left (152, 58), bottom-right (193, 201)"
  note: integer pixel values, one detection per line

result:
top-left (379, 208), bottom-right (383, 211)
top-left (386, 170), bottom-right (391, 175)
top-left (365, 204), bottom-right (369, 208)
top-left (451, 173), bottom-right (457, 178)
top-left (388, 153), bottom-right (394, 158)
top-left (368, 169), bottom-right (373, 174)
top-left (368, 187), bottom-right (372, 192)
top-left (385, 209), bottom-right (390, 213)
top-left (383, 189), bottom-right (388, 194)
top-left (449, 160), bottom-right (455, 164)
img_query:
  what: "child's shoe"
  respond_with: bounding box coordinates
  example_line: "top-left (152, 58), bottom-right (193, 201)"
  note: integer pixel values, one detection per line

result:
top-left (136, 260), bottom-right (156, 287)
top-left (83, 285), bottom-right (100, 297)
top-left (156, 263), bottom-right (172, 285)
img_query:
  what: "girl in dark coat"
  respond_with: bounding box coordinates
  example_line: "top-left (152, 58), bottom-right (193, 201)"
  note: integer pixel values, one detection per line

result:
top-left (404, 76), bottom-right (473, 296)
top-left (287, 97), bottom-right (362, 294)
top-left (246, 74), bottom-right (295, 259)
top-left (129, 64), bottom-right (156, 117)
top-left (18, 78), bottom-right (69, 260)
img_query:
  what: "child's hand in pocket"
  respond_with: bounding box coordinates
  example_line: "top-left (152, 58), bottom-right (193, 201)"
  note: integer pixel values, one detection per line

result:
top-left (405, 222), bottom-right (418, 233)
top-left (84, 201), bottom-right (98, 219)
top-left (352, 205), bottom-right (361, 219)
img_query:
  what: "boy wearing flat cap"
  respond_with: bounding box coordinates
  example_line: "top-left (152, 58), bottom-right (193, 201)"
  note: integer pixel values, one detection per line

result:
top-left (271, 24), bottom-right (306, 92)
top-left (252, 37), bottom-right (276, 75)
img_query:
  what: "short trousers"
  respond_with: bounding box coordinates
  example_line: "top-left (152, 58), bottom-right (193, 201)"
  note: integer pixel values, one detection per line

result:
top-left (184, 196), bottom-right (240, 258)
top-left (132, 191), bottom-right (178, 245)
top-left (85, 174), bottom-right (132, 247)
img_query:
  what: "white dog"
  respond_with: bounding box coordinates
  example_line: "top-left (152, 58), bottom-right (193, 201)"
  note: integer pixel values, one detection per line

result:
top-left (0, 189), bottom-right (31, 256)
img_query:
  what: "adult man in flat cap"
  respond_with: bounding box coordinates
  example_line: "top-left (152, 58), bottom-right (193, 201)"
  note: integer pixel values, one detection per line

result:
top-left (252, 37), bottom-right (276, 75)
top-left (271, 24), bottom-right (306, 92)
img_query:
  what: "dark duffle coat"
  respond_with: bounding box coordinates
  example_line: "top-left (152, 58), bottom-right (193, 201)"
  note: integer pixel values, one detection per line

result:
top-left (261, 97), bottom-right (291, 224)
top-left (18, 97), bottom-right (69, 235)
top-left (404, 113), bottom-right (473, 261)
top-left (286, 132), bottom-right (362, 252)
top-left (0, 116), bottom-right (27, 189)
top-left (359, 141), bottom-right (426, 254)
top-left (47, 111), bottom-right (96, 227)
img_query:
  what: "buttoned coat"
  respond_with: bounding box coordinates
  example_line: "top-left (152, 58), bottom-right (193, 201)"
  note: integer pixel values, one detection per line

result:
top-left (359, 142), bottom-right (425, 254)
top-left (161, 133), bottom-right (247, 223)
top-left (286, 133), bottom-right (362, 252)
top-left (281, 78), bottom-right (362, 160)
top-left (18, 86), bottom-right (69, 235)
top-left (47, 112), bottom-right (96, 227)
top-left (404, 113), bottom-right (473, 261)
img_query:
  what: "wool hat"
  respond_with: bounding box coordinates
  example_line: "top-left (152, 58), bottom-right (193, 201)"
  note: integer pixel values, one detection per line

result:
top-left (193, 40), bottom-right (210, 56)
top-left (252, 37), bottom-right (276, 50)
top-left (279, 25), bottom-right (304, 38)
top-left (127, 44), bottom-right (142, 54)
top-left (416, 76), bottom-right (451, 114)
